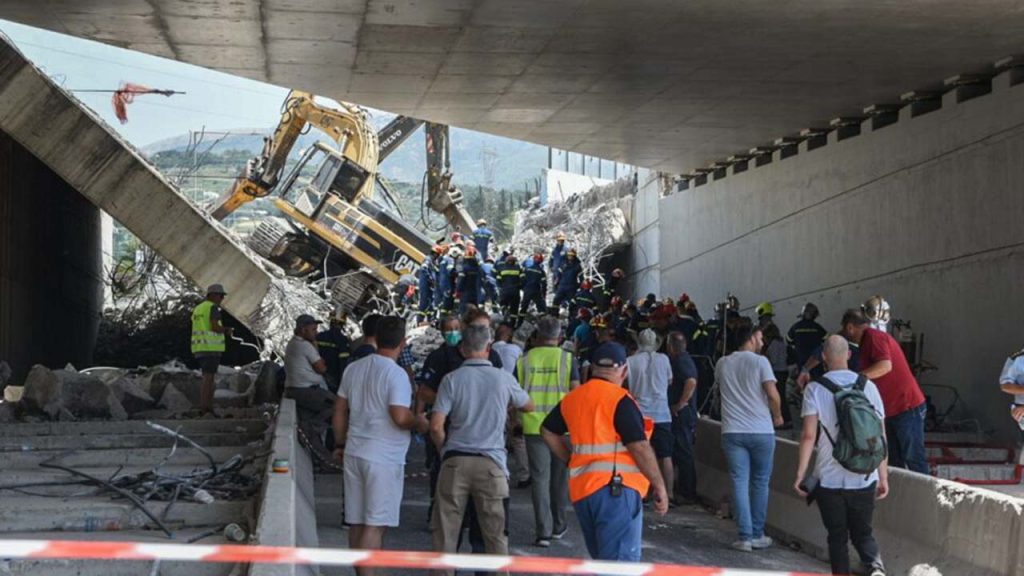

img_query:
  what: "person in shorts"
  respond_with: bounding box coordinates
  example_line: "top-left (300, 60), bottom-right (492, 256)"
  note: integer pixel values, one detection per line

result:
top-left (332, 316), bottom-right (427, 574)
top-left (625, 329), bottom-right (675, 498)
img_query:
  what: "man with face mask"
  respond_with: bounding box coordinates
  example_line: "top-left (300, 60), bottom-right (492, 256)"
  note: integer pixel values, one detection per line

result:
top-left (416, 314), bottom-right (504, 532)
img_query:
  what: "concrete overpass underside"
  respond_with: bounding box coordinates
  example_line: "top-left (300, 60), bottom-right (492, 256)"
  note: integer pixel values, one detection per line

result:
top-left (1, 1), bottom-right (1024, 175)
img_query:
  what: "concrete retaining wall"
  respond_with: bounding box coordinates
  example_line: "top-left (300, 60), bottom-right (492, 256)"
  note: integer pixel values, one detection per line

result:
top-left (696, 419), bottom-right (1024, 575)
top-left (250, 399), bottom-right (318, 576)
top-left (658, 69), bottom-right (1024, 441)
top-left (629, 168), bottom-right (662, 298)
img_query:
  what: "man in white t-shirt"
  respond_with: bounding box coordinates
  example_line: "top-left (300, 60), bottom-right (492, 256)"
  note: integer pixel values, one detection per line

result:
top-left (491, 323), bottom-right (523, 375)
top-left (795, 335), bottom-right (888, 576)
top-left (332, 316), bottom-right (427, 574)
top-left (714, 322), bottom-right (783, 552)
top-left (626, 329), bottom-right (675, 498)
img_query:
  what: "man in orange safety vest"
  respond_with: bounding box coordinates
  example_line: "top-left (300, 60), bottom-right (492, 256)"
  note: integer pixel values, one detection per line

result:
top-left (540, 341), bottom-right (668, 561)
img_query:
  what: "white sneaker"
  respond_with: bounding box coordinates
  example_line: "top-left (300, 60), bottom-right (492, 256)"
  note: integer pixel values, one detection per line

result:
top-left (730, 540), bottom-right (753, 552)
top-left (869, 569), bottom-right (886, 576)
top-left (751, 536), bottom-right (773, 549)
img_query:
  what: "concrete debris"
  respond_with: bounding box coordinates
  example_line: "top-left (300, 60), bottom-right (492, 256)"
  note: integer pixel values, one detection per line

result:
top-left (511, 177), bottom-right (635, 278)
top-left (908, 565), bottom-right (944, 576)
top-left (21, 364), bottom-right (63, 418)
top-left (22, 365), bottom-right (128, 420)
top-left (245, 276), bottom-right (333, 360)
top-left (0, 359), bottom-right (10, 387)
top-left (406, 325), bottom-right (442, 364)
top-left (0, 401), bottom-right (18, 422)
top-left (3, 385), bottom-right (23, 402)
top-left (157, 383), bottom-right (193, 414)
top-left (109, 376), bottom-right (156, 414)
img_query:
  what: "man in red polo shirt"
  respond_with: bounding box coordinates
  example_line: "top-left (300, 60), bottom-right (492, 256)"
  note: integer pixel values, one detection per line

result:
top-left (840, 309), bottom-right (928, 473)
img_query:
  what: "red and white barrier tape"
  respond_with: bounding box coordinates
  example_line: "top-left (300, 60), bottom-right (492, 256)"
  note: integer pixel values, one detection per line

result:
top-left (0, 539), bottom-right (822, 575)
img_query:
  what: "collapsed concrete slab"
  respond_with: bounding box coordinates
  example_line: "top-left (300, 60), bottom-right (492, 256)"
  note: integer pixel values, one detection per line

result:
top-left (0, 35), bottom-right (330, 358)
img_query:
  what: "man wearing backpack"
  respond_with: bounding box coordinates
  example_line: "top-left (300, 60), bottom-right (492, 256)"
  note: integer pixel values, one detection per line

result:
top-left (795, 335), bottom-right (889, 576)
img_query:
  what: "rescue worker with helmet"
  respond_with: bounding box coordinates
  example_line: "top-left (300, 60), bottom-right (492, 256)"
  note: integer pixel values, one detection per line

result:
top-left (549, 232), bottom-right (568, 290)
top-left (601, 268), bottom-right (625, 309)
top-left (788, 302), bottom-right (828, 369)
top-left (481, 257), bottom-right (498, 307)
top-left (571, 279), bottom-right (597, 320)
top-left (191, 283), bottom-right (231, 414)
top-left (553, 249), bottom-right (582, 310)
top-left (434, 245), bottom-right (457, 316)
top-left (472, 218), bottom-right (494, 262)
top-left (495, 253), bottom-right (524, 324)
top-left (417, 245), bottom-right (442, 322)
top-left (520, 251), bottom-right (548, 317)
top-left (540, 341), bottom-right (668, 561)
top-left (315, 310), bottom-right (352, 393)
top-left (455, 245), bottom-right (483, 315)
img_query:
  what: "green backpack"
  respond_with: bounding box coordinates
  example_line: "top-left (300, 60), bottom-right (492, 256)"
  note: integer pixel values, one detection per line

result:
top-left (817, 375), bottom-right (888, 475)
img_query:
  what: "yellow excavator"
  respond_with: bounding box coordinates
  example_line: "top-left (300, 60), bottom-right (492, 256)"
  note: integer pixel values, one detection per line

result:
top-left (210, 90), bottom-right (475, 313)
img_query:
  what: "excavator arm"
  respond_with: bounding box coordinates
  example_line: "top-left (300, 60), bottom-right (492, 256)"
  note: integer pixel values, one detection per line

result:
top-left (422, 122), bottom-right (476, 233)
top-left (210, 90), bottom-right (379, 220)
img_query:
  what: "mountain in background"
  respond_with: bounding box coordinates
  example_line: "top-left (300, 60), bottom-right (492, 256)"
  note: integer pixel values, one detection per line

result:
top-left (142, 115), bottom-right (549, 191)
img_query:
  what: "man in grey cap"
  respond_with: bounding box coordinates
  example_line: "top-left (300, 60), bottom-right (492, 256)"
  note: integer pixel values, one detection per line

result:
top-left (284, 314), bottom-right (335, 448)
top-left (191, 284), bottom-right (231, 414)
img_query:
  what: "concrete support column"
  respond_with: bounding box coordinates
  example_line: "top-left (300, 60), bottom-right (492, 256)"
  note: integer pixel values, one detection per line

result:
top-left (0, 130), bottom-right (102, 381)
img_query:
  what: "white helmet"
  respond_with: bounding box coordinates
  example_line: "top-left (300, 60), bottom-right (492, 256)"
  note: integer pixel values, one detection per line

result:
top-left (862, 295), bottom-right (891, 331)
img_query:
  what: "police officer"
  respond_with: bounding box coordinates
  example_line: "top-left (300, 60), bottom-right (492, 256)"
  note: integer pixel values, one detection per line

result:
top-left (191, 283), bottom-right (231, 414)
top-left (520, 252), bottom-right (548, 317)
top-left (553, 249), bottom-right (582, 310)
top-left (472, 218), bottom-right (494, 262)
top-left (496, 254), bottom-right (524, 324)
top-left (316, 312), bottom-right (352, 393)
top-left (455, 246), bottom-right (483, 315)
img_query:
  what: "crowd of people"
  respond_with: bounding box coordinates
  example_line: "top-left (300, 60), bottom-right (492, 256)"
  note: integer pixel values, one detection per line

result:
top-left (188, 228), bottom-right (1022, 576)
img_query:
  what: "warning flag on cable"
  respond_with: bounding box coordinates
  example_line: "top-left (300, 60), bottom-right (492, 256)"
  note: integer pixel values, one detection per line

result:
top-left (110, 82), bottom-right (183, 124)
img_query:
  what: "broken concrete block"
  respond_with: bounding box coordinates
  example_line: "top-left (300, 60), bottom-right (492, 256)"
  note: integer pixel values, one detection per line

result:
top-left (21, 364), bottom-right (63, 418)
top-left (158, 383), bottom-right (192, 414)
top-left (55, 370), bottom-right (127, 421)
top-left (4, 385), bottom-right (23, 403)
top-left (83, 366), bottom-right (128, 385)
top-left (109, 376), bottom-right (156, 414)
top-left (149, 371), bottom-right (203, 405)
top-left (218, 371), bottom-right (252, 394)
top-left (0, 401), bottom-right (18, 423)
top-left (0, 360), bottom-right (11, 387)
top-left (214, 388), bottom-right (250, 408)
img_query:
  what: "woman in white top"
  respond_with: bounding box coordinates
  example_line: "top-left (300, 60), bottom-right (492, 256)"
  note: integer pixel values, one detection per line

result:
top-left (714, 321), bottom-right (784, 552)
top-left (626, 329), bottom-right (675, 497)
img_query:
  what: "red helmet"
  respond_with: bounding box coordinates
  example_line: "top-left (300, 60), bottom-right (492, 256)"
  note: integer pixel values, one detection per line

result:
top-left (610, 295), bottom-right (623, 308)
top-left (581, 280), bottom-right (592, 290)
top-left (533, 253), bottom-right (544, 264)
top-left (465, 246), bottom-right (478, 259)
top-left (578, 307), bottom-right (592, 319)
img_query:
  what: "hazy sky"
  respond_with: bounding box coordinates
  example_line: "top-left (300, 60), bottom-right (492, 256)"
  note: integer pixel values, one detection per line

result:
top-left (0, 19), bottom-right (302, 148)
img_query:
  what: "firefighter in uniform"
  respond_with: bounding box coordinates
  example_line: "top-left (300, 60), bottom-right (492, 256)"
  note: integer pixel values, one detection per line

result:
top-left (455, 246), bottom-right (483, 314)
top-left (540, 341), bottom-right (668, 561)
top-left (520, 252), bottom-right (548, 317)
top-left (315, 312), bottom-right (352, 393)
top-left (496, 253), bottom-right (524, 324)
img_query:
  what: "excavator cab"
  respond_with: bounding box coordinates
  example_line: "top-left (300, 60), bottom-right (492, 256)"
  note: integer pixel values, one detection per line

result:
top-left (279, 142), bottom-right (371, 218)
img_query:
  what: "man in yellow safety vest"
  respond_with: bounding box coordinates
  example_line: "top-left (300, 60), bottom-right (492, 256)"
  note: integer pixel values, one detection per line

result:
top-left (191, 284), bottom-right (231, 414)
top-left (516, 315), bottom-right (579, 547)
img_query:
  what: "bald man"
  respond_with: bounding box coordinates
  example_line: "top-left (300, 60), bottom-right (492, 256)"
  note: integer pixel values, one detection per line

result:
top-left (795, 335), bottom-right (888, 576)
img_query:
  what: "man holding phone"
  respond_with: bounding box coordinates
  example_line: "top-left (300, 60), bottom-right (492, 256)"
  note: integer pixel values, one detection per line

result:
top-left (795, 335), bottom-right (889, 576)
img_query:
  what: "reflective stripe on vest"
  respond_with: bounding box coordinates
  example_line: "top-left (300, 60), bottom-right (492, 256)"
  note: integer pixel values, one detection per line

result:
top-left (191, 300), bottom-right (225, 354)
top-left (518, 347), bottom-right (572, 435)
top-left (561, 379), bottom-right (651, 503)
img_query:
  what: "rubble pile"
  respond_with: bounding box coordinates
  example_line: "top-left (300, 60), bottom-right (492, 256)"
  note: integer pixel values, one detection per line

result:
top-left (0, 360), bottom-right (272, 423)
top-left (244, 276), bottom-right (334, 359)
top-left (511, 176), bottom-right (635, 277)
top-left (405, 325), bottom-right (443, 364)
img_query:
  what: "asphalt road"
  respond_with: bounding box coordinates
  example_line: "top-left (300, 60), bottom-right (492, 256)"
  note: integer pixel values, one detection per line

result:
top-left (318, 441), bottom-right (828, 575)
